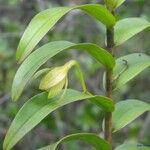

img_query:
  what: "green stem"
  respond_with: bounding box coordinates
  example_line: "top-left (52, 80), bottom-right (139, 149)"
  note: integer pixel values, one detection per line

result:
top-left (65, 60), bottom-right (87, 93)
top-left (75, 62), bottom-right (87, 93)
top-left (104, 19), bottom-right (115, 147)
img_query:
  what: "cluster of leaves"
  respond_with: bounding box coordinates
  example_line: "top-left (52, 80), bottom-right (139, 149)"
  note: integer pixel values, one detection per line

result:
top-left (3, 0), bottom-right (150, 150)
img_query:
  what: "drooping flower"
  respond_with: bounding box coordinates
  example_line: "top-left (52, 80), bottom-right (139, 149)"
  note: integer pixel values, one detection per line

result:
top-left (39, 60), bottom-right (87, 99)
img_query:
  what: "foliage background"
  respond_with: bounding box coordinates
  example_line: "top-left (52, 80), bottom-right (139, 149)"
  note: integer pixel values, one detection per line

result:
top-left (0, 0), bottom-right (150, 149)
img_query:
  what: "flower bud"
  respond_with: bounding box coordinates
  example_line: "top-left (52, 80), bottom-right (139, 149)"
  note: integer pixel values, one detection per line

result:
top-left (47, 77), bottom-right (67, 99)
top-left (39, 66), bottom-right (68, 91)
top-left (39, 60), bottom-right (87, 99)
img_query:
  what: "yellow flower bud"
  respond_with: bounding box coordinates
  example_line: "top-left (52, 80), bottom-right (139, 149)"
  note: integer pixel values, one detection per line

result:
top-left (39, 66), bottom-right (68, 91)
top-left (39, 60), bottom-right (87, 99)
top-left (47, 77), bottom-right (67, 99)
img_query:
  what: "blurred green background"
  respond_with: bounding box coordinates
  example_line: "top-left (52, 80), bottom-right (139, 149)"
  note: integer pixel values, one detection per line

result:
top-left (0, 0), bottom-right (150, 149)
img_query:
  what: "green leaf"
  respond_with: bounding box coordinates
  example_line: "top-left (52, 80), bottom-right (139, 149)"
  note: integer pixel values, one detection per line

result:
top-left (115, 143), bottom-right (150, 150)
top-left (16, 4), bottom-right (115, 62)
top-left (38, 133), bottom-right (111, 150)
top-left (105, 0), bottom-right (126, 10)
top-left (112, 100), bottom-right (150, 132)
top-left (31, 68), bottom-right (51, 81)
top-left (12, 41), bottom-right (115, 101)
top-left (113, 0), bottom-right (126, 8)
top-left (3, 89), bottom-right (114, 150)
top-left (104, 0), bottom-right (115, 10)
top-left (115, 18), bottom-right (150, 46)
top-left (113, 53), bottom-right (150, 90)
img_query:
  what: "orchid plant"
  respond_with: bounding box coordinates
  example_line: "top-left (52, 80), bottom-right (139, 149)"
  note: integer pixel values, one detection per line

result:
top-left (3, 0), bottom-right (150, 150)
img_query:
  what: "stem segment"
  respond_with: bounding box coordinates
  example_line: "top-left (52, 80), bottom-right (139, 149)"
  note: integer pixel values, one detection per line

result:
top-left (104, 25), bottom-right (115, 145)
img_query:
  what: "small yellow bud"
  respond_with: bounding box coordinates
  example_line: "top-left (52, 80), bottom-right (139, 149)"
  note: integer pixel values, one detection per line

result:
top-left (39, 66), bottom-right (68, 91)
top-left (39, 60), bottom-right (87, 99)
top-left (104, 0), bottom-right (116, 10)
top-left (47, 77), bottom-right (67, 99)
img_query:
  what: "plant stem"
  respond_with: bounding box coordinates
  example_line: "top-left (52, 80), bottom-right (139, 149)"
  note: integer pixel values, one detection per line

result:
top-left (104, 22), bottom-right (115, 146)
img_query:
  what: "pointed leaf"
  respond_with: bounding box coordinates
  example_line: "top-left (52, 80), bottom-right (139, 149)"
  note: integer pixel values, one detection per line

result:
top-left (113, 100), bottom-right (150, 132)
top-left (114, 0), bottom-right (126, 8)
top-left (16, 4), bottom-right (115, 62)
top-left (105, 0), bottom-right (126, 10)
top-left (115, 143), bottom-right (150, 150)
top-left (115, 18), bottom-right (150, 46)
top-left (31, 68), bottom-right (51, 81)
top-left (4, 89), bottom-right (114, 150)
top-left (113, 53), bottom-right (150, 89)
top-left (12, 41), bottom-right (115, 101)
top-left (38, 133), bottom-right (111, 150)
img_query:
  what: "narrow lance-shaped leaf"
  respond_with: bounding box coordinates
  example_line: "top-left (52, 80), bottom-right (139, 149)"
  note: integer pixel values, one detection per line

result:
top-left (115, 143), bottom-right (150, 150)
top-left (105, 0), bottom-right (126, 10)
top-left (38, 133), bottom-right (111, 150)
top-left (112, 100), bottom-right (150, 132)
top-left (31, 68), bottom-right (51, 81)
top-left (114, 0), bottom-right (126, 8)
top-left (16, 4), bottom-right (115, 62)
top-left (12, 41), bottom-right (115, 101)
top-left (3, 89), bottom-right (114, 150)
top-left (115, 18), bottom-right (150, 46)
top-left (113, 53), bottom-right (150, 90)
